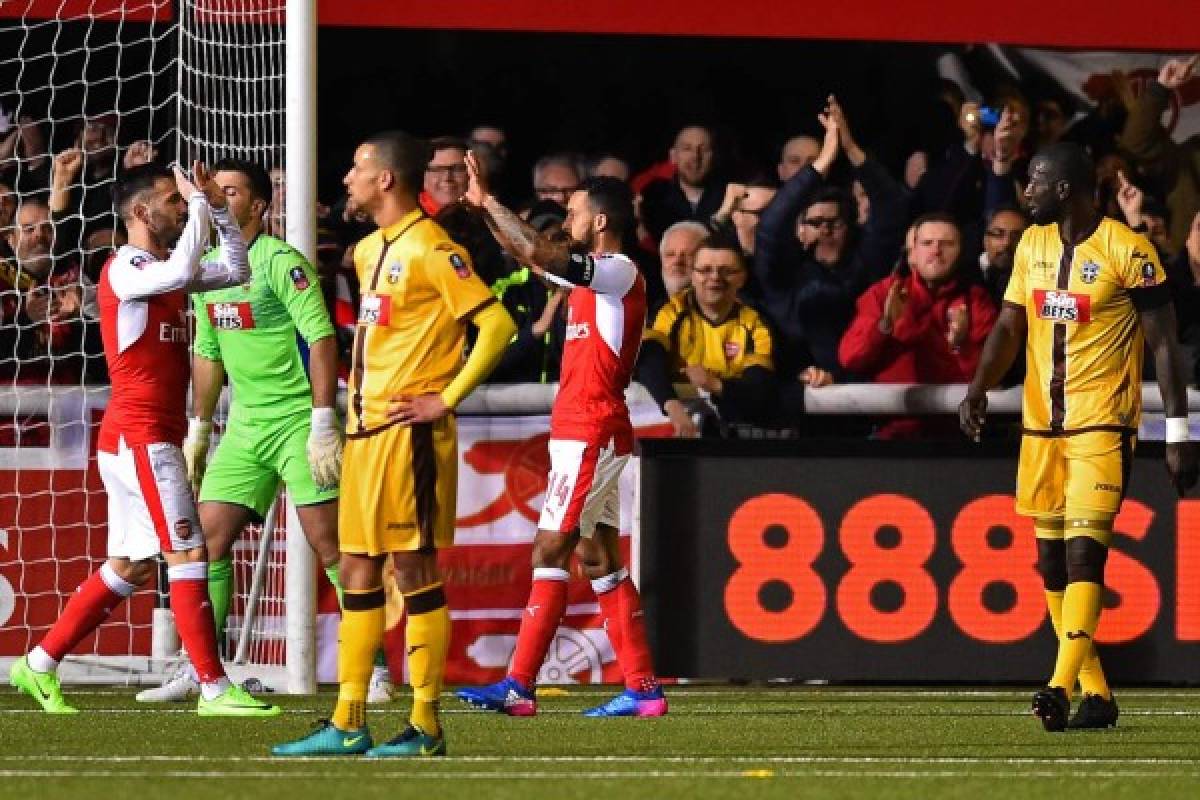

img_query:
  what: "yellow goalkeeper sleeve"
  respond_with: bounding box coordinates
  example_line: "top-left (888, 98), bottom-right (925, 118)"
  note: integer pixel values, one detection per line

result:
top-left (441, 301), bottom-right (516, 410)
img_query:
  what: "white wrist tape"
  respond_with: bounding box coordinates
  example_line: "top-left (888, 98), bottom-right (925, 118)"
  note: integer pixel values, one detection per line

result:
top-left (311, 406), bottom-right (337, 432)
top-left (1166, 417), bottom-right (1190, 444)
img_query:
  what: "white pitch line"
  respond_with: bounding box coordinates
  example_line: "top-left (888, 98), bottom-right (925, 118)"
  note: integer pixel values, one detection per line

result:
top-left (4, 755), bottom-right (1200, 766)
top-left (0, 769), bottom-right (1197, 780)
top-left (4, 707), bottom-right (1200, 718)
top-left (16, 688), bottom-right (1200, 699)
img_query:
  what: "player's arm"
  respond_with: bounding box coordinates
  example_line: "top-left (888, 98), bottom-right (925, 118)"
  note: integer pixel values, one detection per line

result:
top-left (1140, 296), bottom-right (1199, 495)
top-left (185, 296), bottom-right (224, 492)
top-left (187, 201), bottom-right (251, 292)
top-left (462, 149), bottom-right (573, 276)
top-left (264, 247), bottom-right (342, 488)
top-left (306, 335), bottom-right (342, 489)
top-left (959, 303), bottom-right (1026, 441)
top-left (388, 301), bottom-right (516, 425)
top-left (109, 163), bottom-right (250, 300)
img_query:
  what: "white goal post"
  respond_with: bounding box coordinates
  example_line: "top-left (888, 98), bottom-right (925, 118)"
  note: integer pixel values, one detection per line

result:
top-left (0, 0), bottom-right (318, 692)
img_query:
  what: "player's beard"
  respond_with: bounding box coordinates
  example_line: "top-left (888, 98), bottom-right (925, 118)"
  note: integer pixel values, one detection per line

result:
top-left (151, 208), bottom-right (187, 249)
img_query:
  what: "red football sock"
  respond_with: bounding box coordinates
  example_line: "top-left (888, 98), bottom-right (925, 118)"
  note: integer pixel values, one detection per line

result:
top-left (508, 568), bottom-right (569, 689)
top-left (168, 564), bottom-right (226, 685)
top-left (38, 566), bottom-right (131, 663)
top-left (594, 582), bottom-right (623, 659)
top-left (614, 577), bottom-right (658, 692)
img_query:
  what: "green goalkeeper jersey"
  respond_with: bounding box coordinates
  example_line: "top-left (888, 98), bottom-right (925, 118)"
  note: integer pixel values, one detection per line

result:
top-left (193, 233), bottom-right (335, 425)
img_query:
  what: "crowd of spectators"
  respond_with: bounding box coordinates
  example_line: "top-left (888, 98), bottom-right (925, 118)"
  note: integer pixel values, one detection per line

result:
top-left (3, 53), bottom-right (1200, 440)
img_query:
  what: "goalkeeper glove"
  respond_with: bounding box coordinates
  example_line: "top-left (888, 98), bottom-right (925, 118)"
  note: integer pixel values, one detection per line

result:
top-left (307, 406), bottom-right (343, 490)
top-left (182, 417), bottom-right (213, 495)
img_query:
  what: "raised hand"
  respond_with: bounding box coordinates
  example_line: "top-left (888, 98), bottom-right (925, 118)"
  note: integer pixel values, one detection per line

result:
top-left (880, 279), bottom-right (909, 334)
top-left (992, 107), bottom-right (1019, 163)
top-left (462, 149), bottom-right (490, 208)
top-left (813, 102), bottom-right (840, 177)
top-left (959, 102), bottom-right (983, 152)
top-left (52, 148), bottom-right (84, 188)
top-left (1158, 55), bottom-right (1199, 91)
top-left (827, 94), bottom-right (864, 165)
top-left (1115, 170), bottom-right (1144, 227)
top-left (192, 161), bottom-right (226, 208)
top-left (946, 304), bottom-right (969, 351)
top-left (1109, 69), bottom-right (1137, 112)
top-left (123, 139), bottom-right (157, 169)
top-left (714, 182), bottom-right (747, 224)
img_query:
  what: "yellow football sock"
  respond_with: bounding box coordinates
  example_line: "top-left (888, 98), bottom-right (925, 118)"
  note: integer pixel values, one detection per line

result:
top-left (1049, 581), bottom-right (1104, 697)
top-left (1045, 590), bottom-right (1110, 700)
top-left (404, 582), bottom-right (450, 737)
top-left (332, 586), bottom-right (385, 731)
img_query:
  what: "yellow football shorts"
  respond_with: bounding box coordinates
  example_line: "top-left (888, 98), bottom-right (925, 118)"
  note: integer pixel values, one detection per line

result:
top-left (1015, 429), bottom-right (1136, 520)
top-left (339, 417), bottom-right (458, 556)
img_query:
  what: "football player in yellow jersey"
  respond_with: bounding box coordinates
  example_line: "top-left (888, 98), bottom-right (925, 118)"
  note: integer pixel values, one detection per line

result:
top-left (961, 143), bottom-right (1197, 732)
top-left (273, 131), bottom-right (515, 758)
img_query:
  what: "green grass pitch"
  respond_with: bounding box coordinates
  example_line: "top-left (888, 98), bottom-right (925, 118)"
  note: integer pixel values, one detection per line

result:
top-left (3, 685), bottom-right (1200, 799)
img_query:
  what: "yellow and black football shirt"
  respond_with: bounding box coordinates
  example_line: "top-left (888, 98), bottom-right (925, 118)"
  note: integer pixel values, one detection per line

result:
top-left (1003, 216), bottom-right (1168, 433)
top-left (648, 289), bottom-right (774, 380)
top-left (348, 208), bottom-right (494, 436)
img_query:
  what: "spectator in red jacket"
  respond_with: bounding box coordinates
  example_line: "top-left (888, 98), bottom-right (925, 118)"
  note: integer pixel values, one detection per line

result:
top-left (838, 211), bottom-right (997, 438)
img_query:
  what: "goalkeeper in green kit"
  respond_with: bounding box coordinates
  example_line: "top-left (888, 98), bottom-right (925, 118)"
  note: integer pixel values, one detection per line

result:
top-left (137, 159), bottom-right (392, 703)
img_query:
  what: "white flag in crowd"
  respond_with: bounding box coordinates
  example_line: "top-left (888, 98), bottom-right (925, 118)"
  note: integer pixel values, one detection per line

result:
top-left (1012, 48), bottom-right (1200, 142)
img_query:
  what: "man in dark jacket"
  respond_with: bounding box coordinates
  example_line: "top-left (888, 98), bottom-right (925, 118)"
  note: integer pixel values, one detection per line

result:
top-left (753, 95), bottom-right (907, 390)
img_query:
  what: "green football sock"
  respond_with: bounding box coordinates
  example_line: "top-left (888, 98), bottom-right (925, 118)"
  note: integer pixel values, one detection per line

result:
top-left (208, 556), bottom-right (235, 648)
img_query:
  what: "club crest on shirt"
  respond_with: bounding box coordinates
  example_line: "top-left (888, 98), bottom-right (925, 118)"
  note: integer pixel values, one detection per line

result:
top-left (1079, 260), bottom-right (1100, 284)
top-left (387, 261), bottom-right (405, 283)
top-left (1141, 260), bottom-right (1158, 286)
top-left (449, 252), bottom-right (471, 279)
top-left (130, 254), bottom-right (153, 269)
top-left (724, 341), bottom-right (741, 360)
top-left (289, 266), bottom-right (310, 290)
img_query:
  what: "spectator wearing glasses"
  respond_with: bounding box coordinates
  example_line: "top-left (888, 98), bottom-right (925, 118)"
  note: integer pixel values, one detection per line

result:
top-left (425, 137), bottom-right (506, 285)
top-left (755, 95), bottom-right (907, 391)
top-left (639, 124), bottom-right (728, 245)
top-left (978, 204), bottom-right (1029, 307)
top-left (531, 154), bottom-right (581, 206)
top-left (638, 234), bottom-right (776, 437)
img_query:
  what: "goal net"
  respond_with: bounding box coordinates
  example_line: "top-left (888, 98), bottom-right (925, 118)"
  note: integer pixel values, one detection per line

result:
top-left (0, 0), bottom-right (310, 691)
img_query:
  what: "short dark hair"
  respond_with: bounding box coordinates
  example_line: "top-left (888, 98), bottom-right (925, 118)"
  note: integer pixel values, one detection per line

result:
top-left (580, 176), bottom-right (634, 239)
top-left (113, 163), bottom-right (174, 221)
top-left (804, 186), bottom-right (852, 224)
top-left (696, 230), bottom-right (747, 270)
top-left (211, 157), bottom-right (273, 204)
top-left (1036, 142), bottom-right (1096, 198)
top-left (911, 211), bottom-right (961, 239)
top-left (428, 136), bottom-right (468, 157)
top-left (986, 203), bottom-right (1029, 227)
top-left (363, 130), bottom-right (430, 196)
